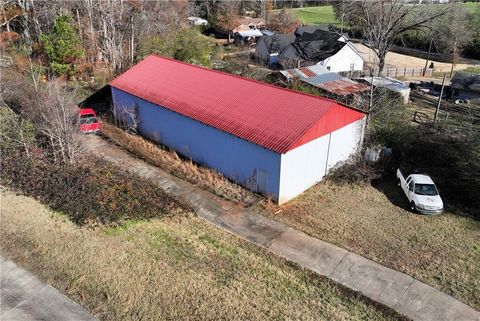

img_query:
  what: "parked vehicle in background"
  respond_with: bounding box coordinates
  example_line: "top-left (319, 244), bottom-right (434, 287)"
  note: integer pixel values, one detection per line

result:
top-left (78, 108), bottom-right (100, 133)
top-left (396, 168), bottom-right (443, 215)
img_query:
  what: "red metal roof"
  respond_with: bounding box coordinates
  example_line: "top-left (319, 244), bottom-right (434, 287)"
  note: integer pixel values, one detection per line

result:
top-left (317, 80), bottom-right (368, 96)
top-left (110, 55), bottom-right (366, 154)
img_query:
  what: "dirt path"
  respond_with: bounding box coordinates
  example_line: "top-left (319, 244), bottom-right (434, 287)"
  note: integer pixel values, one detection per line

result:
top-left (354, 43), bottom-right (477, 72)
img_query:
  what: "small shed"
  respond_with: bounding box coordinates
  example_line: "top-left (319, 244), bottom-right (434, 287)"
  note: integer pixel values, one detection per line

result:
top-left (358, 76), bottom-right (411, 104)
top-left (280, 65), bottom-right (368, 97)
top-left (110, 55), bottom-right (367, 204)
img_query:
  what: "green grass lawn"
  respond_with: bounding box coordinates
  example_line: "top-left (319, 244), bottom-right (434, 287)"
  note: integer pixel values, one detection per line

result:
top-left (272, 5), bottom-right (340, 26)
top-left (278, 3), bottom-right (479, 26)
top-left (295, 5), bottom-right (340, 25)
top-left (0, 189), bottom-right (405, 321)
top-left (462, 66), bottom-right (480, 75)
top-left (258, 181), bottom-right (480, 310)
top-left (460, 1), bottom-right (480, 14)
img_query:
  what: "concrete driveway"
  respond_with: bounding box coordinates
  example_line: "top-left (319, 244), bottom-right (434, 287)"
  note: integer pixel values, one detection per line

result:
top-left (1, 257), bottom-right (97, 321)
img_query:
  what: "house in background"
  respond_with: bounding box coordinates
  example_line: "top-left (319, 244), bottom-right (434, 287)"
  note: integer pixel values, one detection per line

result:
top-left (110, 55), bottom-right (367, 204)
top-left (232, 17), bottom-right (266, 45)
top-left (255, 26), bottom-right (364, 72)
top-left (255, 33), bottom-right (296, 65)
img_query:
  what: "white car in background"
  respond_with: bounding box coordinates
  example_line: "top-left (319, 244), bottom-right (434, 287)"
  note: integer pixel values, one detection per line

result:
top-left (396, 168), bottom-right (444, 215)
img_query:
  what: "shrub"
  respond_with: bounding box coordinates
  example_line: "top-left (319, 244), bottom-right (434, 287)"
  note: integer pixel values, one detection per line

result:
top-left (0, 150), bottom-right (188, 225)
top-left (327, 156), bottom-right (380, 185)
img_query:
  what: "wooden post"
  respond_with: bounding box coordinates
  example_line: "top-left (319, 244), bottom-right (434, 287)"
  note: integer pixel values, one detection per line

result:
top-left (434, 74), bottom-right (446, 125)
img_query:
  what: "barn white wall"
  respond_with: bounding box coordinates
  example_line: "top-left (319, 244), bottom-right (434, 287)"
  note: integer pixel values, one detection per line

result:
top-left (278, 134), bottom-right (330, 204)
top-left (278, 117), bottom-right (366, 204)
top-left (326, 117), bottom-right (366, 170)
top-left (318, 44), bottom-right (364, 72)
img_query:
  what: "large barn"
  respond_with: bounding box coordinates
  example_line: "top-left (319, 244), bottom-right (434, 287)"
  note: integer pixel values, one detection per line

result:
top-left (109, 55), bottom-right (367, 204)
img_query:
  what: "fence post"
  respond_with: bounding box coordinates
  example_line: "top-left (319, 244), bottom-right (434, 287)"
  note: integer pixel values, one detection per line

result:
top-left (404, 67), bottom-right (406, 76)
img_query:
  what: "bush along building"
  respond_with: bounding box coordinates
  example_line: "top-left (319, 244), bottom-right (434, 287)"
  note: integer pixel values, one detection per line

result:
top-left (110, 55), bottom-right (367, 204)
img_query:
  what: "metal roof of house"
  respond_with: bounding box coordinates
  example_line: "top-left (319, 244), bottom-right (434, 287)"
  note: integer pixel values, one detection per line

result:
top-left (110, 55), bottom-right (365, 154)
top-left (359, 76), bottom-right (410, 93)
top-left (280, 65), bottom-right (368, 96)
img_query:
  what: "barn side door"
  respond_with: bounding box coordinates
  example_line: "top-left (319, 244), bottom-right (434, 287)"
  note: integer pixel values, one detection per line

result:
top-left (256, 169), bottom-right (268, 195)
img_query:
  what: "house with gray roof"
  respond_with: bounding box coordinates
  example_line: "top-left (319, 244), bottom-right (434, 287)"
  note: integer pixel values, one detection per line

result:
top-left (255, 26), bottom-right (364, 72)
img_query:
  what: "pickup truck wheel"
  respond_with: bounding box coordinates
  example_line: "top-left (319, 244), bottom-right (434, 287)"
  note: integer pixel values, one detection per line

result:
top-left (410, 201), bottom-right (416, 212)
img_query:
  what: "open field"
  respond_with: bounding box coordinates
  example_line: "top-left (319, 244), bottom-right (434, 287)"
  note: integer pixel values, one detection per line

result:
top-left (294, 5), bottom-right (340, 26)
top-left (353, 43), bottom-right (478, 74)
top-left (257, 181), bottom-right (480, 310)
top-left (277, 3), bottom-right (479, 26)
top-left (461, 1), bottom-right (480, 14)
top-left (0, 189), bottom-right (406, 321)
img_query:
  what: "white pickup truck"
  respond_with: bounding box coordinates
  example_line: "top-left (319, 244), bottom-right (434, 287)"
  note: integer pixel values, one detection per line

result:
top-left (396, 168), bottom-right (444, 214)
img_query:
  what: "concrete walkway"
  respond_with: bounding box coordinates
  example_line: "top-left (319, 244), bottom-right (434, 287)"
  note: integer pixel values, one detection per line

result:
top-left (0, 257), bottom-right (97, 321)
top-left (84, 135), bottom-right (480, 321)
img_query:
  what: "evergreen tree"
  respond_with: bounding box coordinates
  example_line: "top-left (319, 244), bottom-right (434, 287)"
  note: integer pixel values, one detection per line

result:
top-left (40, 15), bottom-right (83, 76)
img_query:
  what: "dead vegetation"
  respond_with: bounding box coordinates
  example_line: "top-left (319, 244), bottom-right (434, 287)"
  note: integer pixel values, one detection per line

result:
top-left (0, 189), bottom-right (407, 321)
top-left (258, 181), bottom-right (480, 310)
top-left (100, 121), bottom-right (256, 205)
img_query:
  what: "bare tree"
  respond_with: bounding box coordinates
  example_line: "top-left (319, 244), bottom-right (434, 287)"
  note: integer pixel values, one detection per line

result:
top-left (267, 8), bottom-right (299, 34)
top-left (33, 82), bottom-right (84, 162)
top-left (213, 1), bottom-right (240, 42)
top-left (432, 4), bottom-right (472, 77)
top-left (0, 106), bottom-right (36, 158)
top-left (2, 69), bottom-right (84, 162)
top-left (351, 0), bottom-right (448, 75)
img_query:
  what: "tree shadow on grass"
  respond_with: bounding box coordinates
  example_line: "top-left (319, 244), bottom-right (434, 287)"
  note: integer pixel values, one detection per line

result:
top-left (371, 177), bottom-right (411, 211)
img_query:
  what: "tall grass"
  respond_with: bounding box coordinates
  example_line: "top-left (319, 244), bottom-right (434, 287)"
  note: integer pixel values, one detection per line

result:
top-left (100, 121), bottom-right (255, 205)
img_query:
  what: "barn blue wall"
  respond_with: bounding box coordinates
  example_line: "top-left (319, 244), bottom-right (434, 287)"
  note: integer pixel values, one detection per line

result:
top-left (111, 87), bottom-right (281, 200)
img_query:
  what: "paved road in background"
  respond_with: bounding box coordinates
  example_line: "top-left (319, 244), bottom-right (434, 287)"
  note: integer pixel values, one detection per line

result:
top-left (1, 257), bottom-right (97, 321)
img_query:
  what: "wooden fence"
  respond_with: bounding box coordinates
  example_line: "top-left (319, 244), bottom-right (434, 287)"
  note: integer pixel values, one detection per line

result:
top-left (370, 67), bottom-right (433, 78)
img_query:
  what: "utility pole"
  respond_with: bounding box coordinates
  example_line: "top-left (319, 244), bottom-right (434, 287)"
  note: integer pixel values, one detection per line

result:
top-left (434, 73), bottom-right (446, 125)
top-left (423, 38), bottom-right (432, 77)
top-left (340, 0), bottom-right (345, 35)
top-left (366, 71), bottom-right (374, 126)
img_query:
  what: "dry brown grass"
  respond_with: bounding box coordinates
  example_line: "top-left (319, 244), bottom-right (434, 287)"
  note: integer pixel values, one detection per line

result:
top-left (100, 121), bottom-right (256, 205)
top-left (0, 188), bottom-right (406, 321)
top-left (258, 180), bottom-right (480, 310)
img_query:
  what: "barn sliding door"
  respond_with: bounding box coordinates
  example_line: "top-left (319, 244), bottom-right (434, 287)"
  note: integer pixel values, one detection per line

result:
top-left (256, 169), bottom-right (268, 195)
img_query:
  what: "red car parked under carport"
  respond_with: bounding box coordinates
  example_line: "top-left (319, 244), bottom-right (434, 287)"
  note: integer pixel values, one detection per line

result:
top-left (78, 108), bottom-right (100, 133)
